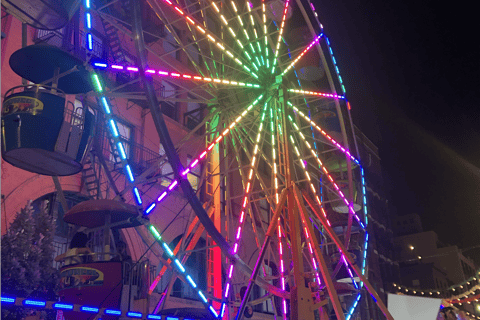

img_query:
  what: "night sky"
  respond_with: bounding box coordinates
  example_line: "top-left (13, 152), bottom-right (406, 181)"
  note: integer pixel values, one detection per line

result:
top-left (315, 0), bottom-right (480, 257)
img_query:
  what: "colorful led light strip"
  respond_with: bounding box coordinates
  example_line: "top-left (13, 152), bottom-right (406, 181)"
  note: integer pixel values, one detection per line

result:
top-left (271, 0), bottom-right (291, 73)
top-left (219, 102), bottom-right (268, 314)
top-left (278, 221), bottom-right (287, 318)
top-left (325, 37), bottom-right (346, 94)
top-left (287, 89), bottom-right (345, 99)
top-left (289, 118), bottom-right (365, 230)
top-left (143, 94), bottom-right (263, 216)
top-left (157, 0), bottom-right (259, 79)
top-left (261, 0), bottom-right (269, 67)
top-left (205, 0), bottom-right (258, 71)
top-left (0, 296), bottom-right (187, 319)
top-left (289, 103), bottom-right (359, 164)
top-left (92, 62), bottom-right (261, 88)
top-left (148, 223), bottom-right (218, 317)
top-left (84, 0), bottom-right (93, 51)
top-left (85, 1), bottom-right (219, 317)
top-left (345, 167), bottom-right (369, 320)
top-left (280, 33), bottom-right (323, 76)
top-left (245, 0), bottom-right (265, 65)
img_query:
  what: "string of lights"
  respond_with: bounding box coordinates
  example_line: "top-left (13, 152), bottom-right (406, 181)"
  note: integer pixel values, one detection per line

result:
top-left (1, 296), bottom-right (165, 319)
top-left (92, 62), bottom-right (261, 88)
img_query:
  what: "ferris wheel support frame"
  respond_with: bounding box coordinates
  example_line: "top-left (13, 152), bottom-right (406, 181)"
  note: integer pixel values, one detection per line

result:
top-left (130, 0), bottom-right (287, 301)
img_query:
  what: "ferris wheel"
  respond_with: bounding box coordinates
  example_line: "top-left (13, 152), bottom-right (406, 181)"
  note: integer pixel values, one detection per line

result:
top-left (1, 0), bottom-right (393, 319)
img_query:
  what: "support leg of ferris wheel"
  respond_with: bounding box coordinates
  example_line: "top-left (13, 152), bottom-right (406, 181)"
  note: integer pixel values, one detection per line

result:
top-left (302, 191), bottom-right (394, 320)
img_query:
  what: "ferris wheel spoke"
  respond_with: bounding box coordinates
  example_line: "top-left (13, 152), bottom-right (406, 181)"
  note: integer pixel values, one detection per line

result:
top-left (287, 88), bottom-right (345, 99)
top-left (142, 94), bottom-right (263, 216)
top-left (245, 0), bottom-right (266, 65)
top-left (288, 102), bottom-right (360, 164)
top-left (205, 0), bottom-right (259, 72)
top-left (270, 0), bottom-right (292, 74)
top-left (288, 118), bottom-right (366, 230)
top-left (153, 4), bottom-right (214, 79)
top-left (220, 101), bottom-right (269, 312)
top-left (151, 0), bottom-right (259, 79)
top-left (280, 33), bottom-right (323, 77)
top-left (92, 62), bottom-right (261, 89)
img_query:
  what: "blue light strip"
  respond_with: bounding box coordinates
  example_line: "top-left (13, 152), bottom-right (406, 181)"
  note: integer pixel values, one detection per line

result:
top-left (346, 166), bottom-right (369, 320)
top-left (1, 297), bottom-right (15, 304)
top-left (105, 309), bottom-right (122, 315)
top-left (81, 306), bottom-right (99, 313)
top-left (23, 299), bottom-right (46, 307)
top-left (82, 10), bottom-right (218, 316)
top-left (127, 311), bottom-right (143, 318)
top-left (1, 296), bottom-right (179, 319)
top-left (53, 303), bottom-right (74, 310)
top-left (325, 37), bottom-right (346, 94)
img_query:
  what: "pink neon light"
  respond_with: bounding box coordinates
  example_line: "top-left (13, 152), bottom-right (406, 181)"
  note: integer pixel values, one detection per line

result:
top-left (182, 168), bottom-right (190, 175)
top-left (111, 65), bottom-right (123, 69)
top-left (236, 227), bottom-right (242, 239)
top-left (215, 136), bottom-right (222, 143)
top-left (239, 211), bottom-right (245, 223)
top-left (194, 76), bottom-right (202, 80)
top-left (165, 0), bottom-right (172, 4)
top-left (171, 73), bottom-right (180, 77)
top-left (283, 300), bottom-right (287, 314)
top-left (190, 159), bottom-right (199, 168)
top-left (233, 243), bottom-right (238, 253)
top-left (228, 265), bottom-right (234, 278)
top-left (200, 151), bottom-right (207, 158)
top-left (158, 191), bottom-right (168, 201)
top-left (175, 7), bottom-right (184, 14)
top-left (183, 75), bottom-right (192, 79)
top-left (280, 260), bottom-right (284, 272)
top-left (207, 144), bottom-right (214, 151)
top-left (225, 283), bottom-right (230, 297)
top-left (186, 17), bottom-right (195, 24)
top-left (146, 69), bottom-right (155, 73)
top-left (127, 67), bottom-right (139, 71)
top-left (246, 182), bottom-right (251, 193)
top-left (242, 197), bottom-right (247, 208)
top-left (159, 71), bottom-right (169, 75)
top-left (279, 243), bottom-right (283, 254)
top-left (169, 180), bottom-right (178, 190)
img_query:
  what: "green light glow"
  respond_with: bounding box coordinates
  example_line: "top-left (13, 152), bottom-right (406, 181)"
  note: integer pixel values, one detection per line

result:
top-left (149, 225), bottom-right (162, 240)
top-left (92, 74), bottom-right (103, 92)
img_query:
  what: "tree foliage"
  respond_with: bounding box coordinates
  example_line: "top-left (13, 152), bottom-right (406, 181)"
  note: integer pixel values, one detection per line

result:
top-left (1, 201), bottom-right (59, 319)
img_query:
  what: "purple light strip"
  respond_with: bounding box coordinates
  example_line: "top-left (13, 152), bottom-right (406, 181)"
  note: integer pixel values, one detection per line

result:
top-left (220, 102), bottom-right (268, 311)
top-left (92, 62), bottom-right (261, 88)
top-left (143, 95), bottom-right (263, 215)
